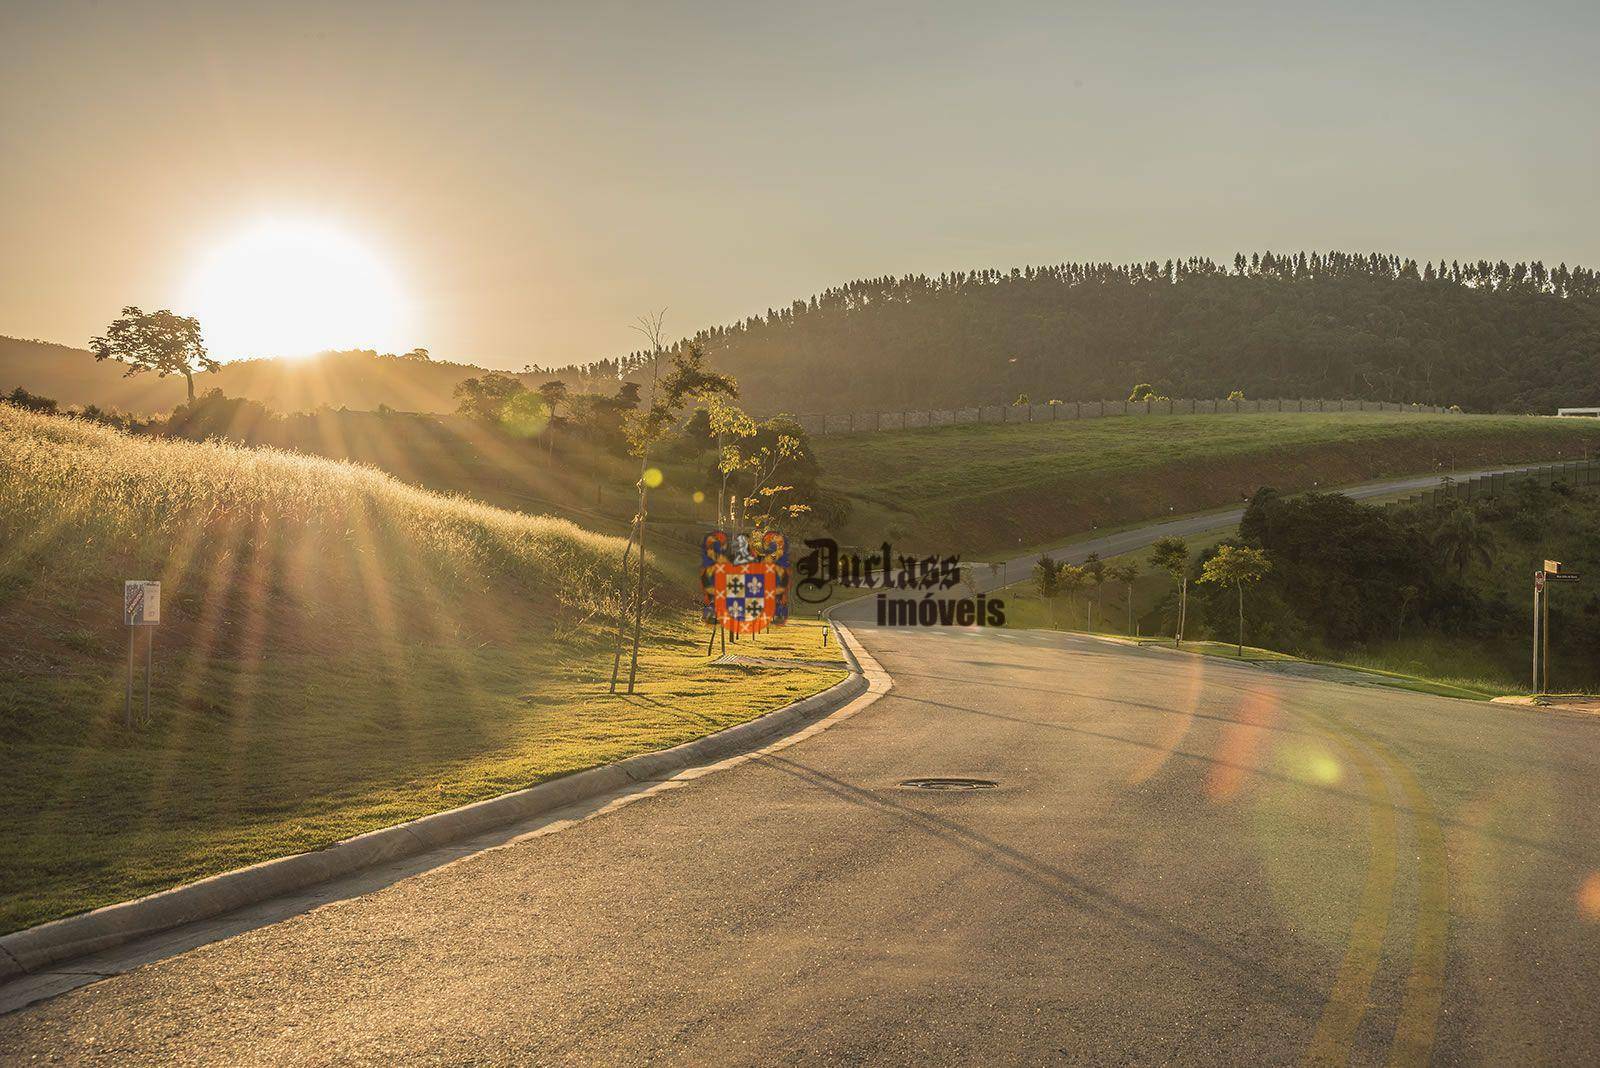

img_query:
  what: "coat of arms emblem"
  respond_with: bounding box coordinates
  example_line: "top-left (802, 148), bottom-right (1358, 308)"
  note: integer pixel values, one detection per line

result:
top-left (701, 531), bottom-right (790, 635)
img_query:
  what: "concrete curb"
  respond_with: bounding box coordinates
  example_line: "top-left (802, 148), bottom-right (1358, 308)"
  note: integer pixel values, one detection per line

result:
top-left (0, 632), bottom-right (872, 984)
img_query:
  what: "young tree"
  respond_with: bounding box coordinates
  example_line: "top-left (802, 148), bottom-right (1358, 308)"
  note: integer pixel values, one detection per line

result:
top-left (535, 380), bottom-right (570, 457)
top-left (1106, 560), bottom-right (1140, 634)
top-left (1056, 563), bottom-right (1087, 628)
top-left (611, 323), bottom-right (738, 693)
top-left (1149, 536), bottom-right (1191, 646)
top-left (1199, 544), bottom-right (1272, 655)
top-left (1082, 552), bottom-right (1106, 631)
top-left (1033, 554), bottom-right (1061, 624)
top-left (89, 306), bottom-right (217, 403)
top-left (705, 396), bottom-right (758, 525)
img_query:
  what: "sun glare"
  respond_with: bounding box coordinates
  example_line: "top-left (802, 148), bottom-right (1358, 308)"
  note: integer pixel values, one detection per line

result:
top-left (181, 218), bottom-right (411, 360)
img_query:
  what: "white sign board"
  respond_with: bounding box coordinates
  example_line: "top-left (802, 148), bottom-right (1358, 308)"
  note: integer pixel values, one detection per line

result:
top-left (124, 580), bottom-right (161, 626)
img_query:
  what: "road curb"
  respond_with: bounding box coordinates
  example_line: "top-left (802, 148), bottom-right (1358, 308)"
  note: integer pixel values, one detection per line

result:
top-left (0, 629), bottom-right (873, 985)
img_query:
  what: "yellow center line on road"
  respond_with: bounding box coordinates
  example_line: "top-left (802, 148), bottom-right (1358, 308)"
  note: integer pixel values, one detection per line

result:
top-left (1300, 726), bottom-right (1399, 1066)
top-left (1359, 735), bottom-right (1449, 1068)
top-left (1296, 707), bottom-right (1451, 1068)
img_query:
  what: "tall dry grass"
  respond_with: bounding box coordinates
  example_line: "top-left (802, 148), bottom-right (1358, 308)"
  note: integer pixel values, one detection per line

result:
top-left (0, 405), bottom-right (633, 626)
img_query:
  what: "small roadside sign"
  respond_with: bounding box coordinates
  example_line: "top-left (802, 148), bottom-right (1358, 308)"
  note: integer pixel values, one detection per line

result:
top-left (124, 580), bottom-right (160, 626)
top-left (1547, 572), bottom-right (1582, 583)
top-left (1535, 571), bottom-right (1546, 591)
top-left (1545, 559), bottom-right (1565, 574)
top-left (123, 580), bottom-right (161, 727)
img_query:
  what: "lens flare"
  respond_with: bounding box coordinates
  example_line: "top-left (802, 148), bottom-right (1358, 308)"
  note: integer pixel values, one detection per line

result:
top-left (642, 468), bottom-right (664, 488)
top-left (1281, 741), bottom-right (1344, 785)
top-left (499, 394), bottom-right (550, 437)
top-left (1207, 685), bottom-right (1279, 802)
top-left (1580, 873), bottom-right (1600, 921)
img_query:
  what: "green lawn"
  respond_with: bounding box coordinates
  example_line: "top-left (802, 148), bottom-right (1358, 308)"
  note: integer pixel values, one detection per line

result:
top-left (814, 412), bottom-right (1600, 555)
top-left (0, 407), bottom-right (843, 933)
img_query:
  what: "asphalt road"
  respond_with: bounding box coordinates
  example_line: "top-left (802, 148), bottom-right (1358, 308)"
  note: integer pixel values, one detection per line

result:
top-left (4, 465), bottom-right (1599, 1064)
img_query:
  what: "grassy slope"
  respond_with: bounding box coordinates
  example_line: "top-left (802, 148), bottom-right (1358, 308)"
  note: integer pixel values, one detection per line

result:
top-left (814, 412), bottom-right (1600, 556)
top-left (230, 409), bottom-right (719, 553)
top-left (1001, 480), bottom-right (1600, 695)
top-left (0, 408), bottom-right (842, 932)
top-left (1003, 545), bottom-right (1521, 700)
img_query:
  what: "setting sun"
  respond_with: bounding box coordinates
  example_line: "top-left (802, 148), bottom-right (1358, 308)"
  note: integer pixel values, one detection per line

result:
top-left (181, 218), bottom-right (410, 360)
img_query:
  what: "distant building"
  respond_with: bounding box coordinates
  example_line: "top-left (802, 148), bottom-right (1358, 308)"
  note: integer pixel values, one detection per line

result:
top-left (1557, 407), bottom-right (1600, 417)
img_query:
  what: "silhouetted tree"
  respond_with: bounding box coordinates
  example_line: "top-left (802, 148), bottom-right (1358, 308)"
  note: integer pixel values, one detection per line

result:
top-left (89, 306), bottom-right (216, 403)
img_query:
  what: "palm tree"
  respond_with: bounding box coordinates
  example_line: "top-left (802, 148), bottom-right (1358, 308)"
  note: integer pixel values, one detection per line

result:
top-left (1433, 506), bottom-right (1494, 577)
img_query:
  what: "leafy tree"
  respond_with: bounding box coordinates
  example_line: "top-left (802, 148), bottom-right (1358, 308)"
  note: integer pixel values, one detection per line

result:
top-left (89, 306), bottom-right (217, 403)
top-left (453, 372), bottom-right (525, 423)
top-left (704, 400), bottom-right (814, 532)
top-left (1149, 536), bottom-right (1191, 645)
top-left (536, 380), bottom-right (570, 420)
top-left (1199, 544), bottom-right (1272, 655)
top-left (1227, 389), bottom-right (1246, 401)
top-left (1056, 563), bottom-right (1088, 627)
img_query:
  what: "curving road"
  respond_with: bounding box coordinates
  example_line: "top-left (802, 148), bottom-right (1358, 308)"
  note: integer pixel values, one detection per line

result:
top-left (3, 469), bottom-right (1600, 1064)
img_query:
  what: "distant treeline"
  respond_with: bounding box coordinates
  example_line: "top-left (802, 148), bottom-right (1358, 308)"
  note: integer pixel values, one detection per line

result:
top-left (569, 251), bottom-right (1600, 414)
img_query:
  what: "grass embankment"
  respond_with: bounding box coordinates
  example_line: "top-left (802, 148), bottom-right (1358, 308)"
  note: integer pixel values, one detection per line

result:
top-left (1000, 480), bottom-right (1600, 696)
top-left (1010, 581), bottom-right (1511, 701)
top-left (0, 408), bottom-right (843, 933)
top-left (815, 412), bottom-right (1600, 556)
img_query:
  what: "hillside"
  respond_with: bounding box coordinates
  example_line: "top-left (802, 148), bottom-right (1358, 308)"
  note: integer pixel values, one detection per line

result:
top-left (0, 407), bottom-right (842, 931)
top-left (602, 252), bottom-right (1600, 414)
top-left (0, 336), bottom-right (188, 412)
top-left (814, 412), bottom-right (1600, 559)
top-left (17, 251), bottom-right (1600, 421)
top-left (0, 337), bottom-right (563, 416)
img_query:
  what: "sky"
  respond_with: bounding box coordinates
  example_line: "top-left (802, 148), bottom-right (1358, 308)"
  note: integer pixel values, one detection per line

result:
top-left (2, 0), bottom-right (1597, 368)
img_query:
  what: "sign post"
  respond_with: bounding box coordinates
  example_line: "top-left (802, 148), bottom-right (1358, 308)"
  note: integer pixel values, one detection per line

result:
top-left (123, 580), bottom-right (160, 726)
top-left (1533, 562), bottom-right (1579, 694)
top-left (1533, 570), bottom-right (1544, 693)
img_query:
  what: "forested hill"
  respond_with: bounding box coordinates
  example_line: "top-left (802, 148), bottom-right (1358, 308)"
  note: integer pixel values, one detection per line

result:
top-left (589, 252), bottom-right (1600, 414)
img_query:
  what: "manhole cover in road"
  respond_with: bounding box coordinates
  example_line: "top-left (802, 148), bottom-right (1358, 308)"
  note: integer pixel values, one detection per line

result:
top-left (897, 777), bottom-right (999, 791)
